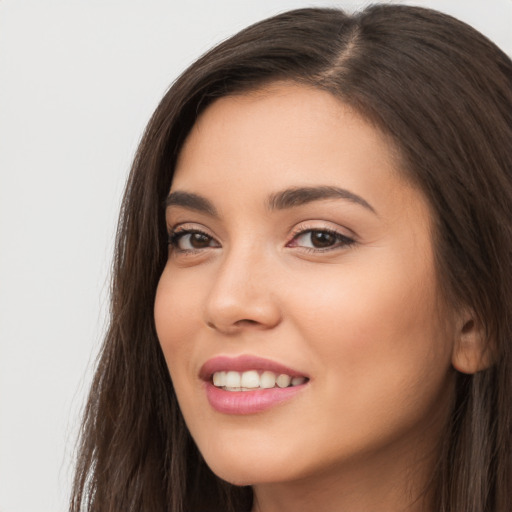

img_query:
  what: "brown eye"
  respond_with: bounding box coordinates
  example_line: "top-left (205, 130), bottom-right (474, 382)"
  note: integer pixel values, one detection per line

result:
top-left (310, 231), bottom-right (337, 248)
top-left (168, 230), bottom-right (218, 251)
top-left (290, 229), bottom-right (355, 251)
top-left (188, 233), bottom-right (212, 248)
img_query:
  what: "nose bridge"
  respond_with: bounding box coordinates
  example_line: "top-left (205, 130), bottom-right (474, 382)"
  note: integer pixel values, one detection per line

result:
top-left (203, 239), bottom-right (281, 332)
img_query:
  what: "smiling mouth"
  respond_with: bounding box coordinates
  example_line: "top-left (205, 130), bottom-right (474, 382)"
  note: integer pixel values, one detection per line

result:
top-left (212, 370), bottom-right (308, 391)
top-left (200, 355), bottom-right (310, 413)
top-left (205, 373), bottom-right (309, 415)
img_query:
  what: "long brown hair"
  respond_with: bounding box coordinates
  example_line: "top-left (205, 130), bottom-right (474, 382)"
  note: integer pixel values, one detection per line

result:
top-left (70, 5), bottom-right (512, 511)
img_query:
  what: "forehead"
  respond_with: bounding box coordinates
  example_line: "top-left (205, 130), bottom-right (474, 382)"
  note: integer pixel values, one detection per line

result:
top-left (171, 83), bottom-right (427, 220)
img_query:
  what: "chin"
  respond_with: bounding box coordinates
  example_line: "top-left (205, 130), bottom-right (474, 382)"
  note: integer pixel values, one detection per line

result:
top-left (197, 438), bottom-right (316, 487)
top-left (206, 461), bottom-right (282, 487)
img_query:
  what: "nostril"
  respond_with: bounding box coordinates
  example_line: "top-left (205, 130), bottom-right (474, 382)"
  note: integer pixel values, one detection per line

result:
top-left (235, 319), bottom-right (259, 326)
top-left (207, 319), bottom-right (257, 328)
top-left (206, 318), bottom-right (264, 332)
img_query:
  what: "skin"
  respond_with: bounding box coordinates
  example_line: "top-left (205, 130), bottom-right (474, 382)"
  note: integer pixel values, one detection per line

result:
top-left (154, 83), bottom-right (464, 512)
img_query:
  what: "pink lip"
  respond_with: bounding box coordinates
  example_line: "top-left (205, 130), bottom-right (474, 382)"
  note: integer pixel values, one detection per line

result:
top-left (200, 355), bottom-right (309, 415)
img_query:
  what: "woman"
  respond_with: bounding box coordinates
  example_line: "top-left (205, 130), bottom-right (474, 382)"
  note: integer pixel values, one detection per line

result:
top-left (70, 5), bottom-right (512, 512)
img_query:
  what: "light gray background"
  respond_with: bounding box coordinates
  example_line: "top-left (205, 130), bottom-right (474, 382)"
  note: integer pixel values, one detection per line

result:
top-left (0, 1), bottom-right (510, 511)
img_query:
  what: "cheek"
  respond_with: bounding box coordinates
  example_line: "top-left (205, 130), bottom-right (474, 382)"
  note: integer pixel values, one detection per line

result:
top-left (286, 254), bottom-right (453, 404)
top-left (154, 268), bottom-right (200, 379)
top-left (289, 261), bottom-right (430, 338)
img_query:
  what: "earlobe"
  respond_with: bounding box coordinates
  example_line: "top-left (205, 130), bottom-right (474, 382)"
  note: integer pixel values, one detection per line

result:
top-left (451, 312), bottom-right (493, 374)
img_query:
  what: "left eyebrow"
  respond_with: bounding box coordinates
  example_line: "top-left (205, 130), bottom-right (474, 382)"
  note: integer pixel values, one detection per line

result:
top-left (267, 186), bottom-right (377, 215)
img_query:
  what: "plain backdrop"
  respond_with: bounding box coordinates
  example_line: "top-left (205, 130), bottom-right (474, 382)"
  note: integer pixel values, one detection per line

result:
top-left (0, 1), bottom-right (510, 511)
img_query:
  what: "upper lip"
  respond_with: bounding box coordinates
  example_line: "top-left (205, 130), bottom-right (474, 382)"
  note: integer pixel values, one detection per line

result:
top-left (199, 355), bottom-right (309, 381)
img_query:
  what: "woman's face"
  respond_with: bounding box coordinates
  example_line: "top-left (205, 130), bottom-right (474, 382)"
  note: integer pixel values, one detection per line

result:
top-left (154, 84), bottom-right (457, 488)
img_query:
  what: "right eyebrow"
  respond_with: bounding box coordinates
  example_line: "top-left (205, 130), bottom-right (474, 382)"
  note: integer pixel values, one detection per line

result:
top-left (165, 191), bottom-right (219, 218)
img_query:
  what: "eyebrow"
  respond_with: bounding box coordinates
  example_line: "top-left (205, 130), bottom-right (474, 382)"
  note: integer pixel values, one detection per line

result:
top-left (267, 186), bottom-right (376, 214)
top-left (165, 185), bottom-right (376, 216)
top-left (165, 191), bottom-right (219, 217)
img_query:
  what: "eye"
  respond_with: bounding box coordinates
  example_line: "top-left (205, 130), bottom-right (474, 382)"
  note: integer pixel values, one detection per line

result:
top-left (288, 228), bottom-right (355, 251)
top-left (168, 229), bottom-right (219, 252)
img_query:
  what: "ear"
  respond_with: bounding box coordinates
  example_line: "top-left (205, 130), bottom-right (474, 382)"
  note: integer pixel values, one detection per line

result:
top-left (451, 309), bottom-right (492, 374)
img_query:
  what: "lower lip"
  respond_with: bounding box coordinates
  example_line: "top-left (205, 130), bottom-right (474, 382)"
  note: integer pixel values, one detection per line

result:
top-left (205, 381), bottom-right (307, 415)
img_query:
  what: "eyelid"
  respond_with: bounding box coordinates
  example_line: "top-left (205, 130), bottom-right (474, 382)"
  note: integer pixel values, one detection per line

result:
top-left (167, 223), bottom-right (221, 253)
top-left (167, 222), bottom-right (218, 238)
top-left (286, 222), bottom-right (356, 252)
top-left (289, 220), bottom-right (355, 238)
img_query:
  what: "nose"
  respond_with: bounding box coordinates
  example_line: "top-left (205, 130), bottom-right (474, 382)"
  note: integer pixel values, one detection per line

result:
top-left (203, 246), bottom-right (282, 335)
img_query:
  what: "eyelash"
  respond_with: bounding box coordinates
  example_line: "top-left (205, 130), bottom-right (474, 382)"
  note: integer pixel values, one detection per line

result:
top-left (167, 225), bottom-right (356, 255)
top-left (167, 228), bottom-right (216, 254)
top-left (287, 226), bottom-right (356, 253)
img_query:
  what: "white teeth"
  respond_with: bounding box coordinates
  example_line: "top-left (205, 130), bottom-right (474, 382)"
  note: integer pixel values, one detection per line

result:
top-left (212, 370), bottom-right (307, 391)
top-left (276, 374), bottom-right (291, 388)
top-left (260, 371), bottom-right (276, 389)
top-left (225, 371), bottom-right (241, 388)
top-left (240, 370), bottom-right (260, 388)
top-left (213, 371), bottom-right (226, 387)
